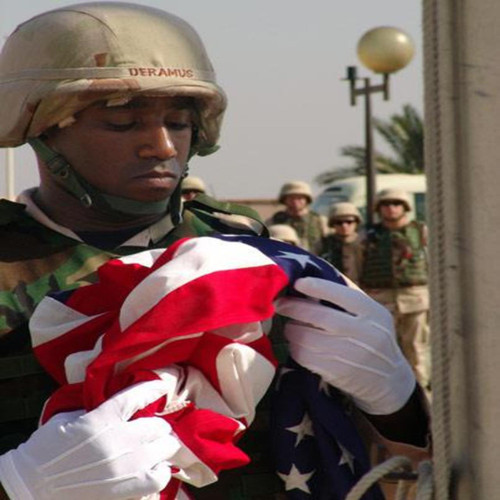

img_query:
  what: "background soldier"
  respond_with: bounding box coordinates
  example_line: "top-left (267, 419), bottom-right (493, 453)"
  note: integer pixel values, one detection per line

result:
top-left (322, 201), bottom-right (364, 284)
top-left (267, 180), bottom-right (327, 255)
top-left (361, 188), bottom-right (431, 390)
top-left (181, 175), bottom-right (207, 201)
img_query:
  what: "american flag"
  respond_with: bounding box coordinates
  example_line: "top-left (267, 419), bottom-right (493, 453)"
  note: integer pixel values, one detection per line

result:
top-left (29, 235), bottom-right (382, 499)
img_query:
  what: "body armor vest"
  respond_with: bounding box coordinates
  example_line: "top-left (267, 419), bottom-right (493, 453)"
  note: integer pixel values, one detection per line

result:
top-left (322, 235), bottom-right (364, 285)
top-left (361, 221), bottom-right (428, 289)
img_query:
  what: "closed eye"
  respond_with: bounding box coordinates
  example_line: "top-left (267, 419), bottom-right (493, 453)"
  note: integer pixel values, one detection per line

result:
top-left (105, 121), bottom-right (136, 132)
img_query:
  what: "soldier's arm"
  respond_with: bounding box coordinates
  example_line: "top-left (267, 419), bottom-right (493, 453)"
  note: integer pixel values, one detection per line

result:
top-left (0, 484), bottom-right (9, 499)
top-left (364, 385), bottom-right (429, 447)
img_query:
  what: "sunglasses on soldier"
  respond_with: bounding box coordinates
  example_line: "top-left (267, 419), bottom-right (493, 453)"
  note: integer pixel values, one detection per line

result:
top-left (333, 219), bottom-right (357, 226)
top-left (379, 200), bottom-right (404, 207)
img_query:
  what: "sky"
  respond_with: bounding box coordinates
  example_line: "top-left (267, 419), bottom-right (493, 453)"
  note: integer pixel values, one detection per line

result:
top-left (0, 0), bottom-right (423, 200)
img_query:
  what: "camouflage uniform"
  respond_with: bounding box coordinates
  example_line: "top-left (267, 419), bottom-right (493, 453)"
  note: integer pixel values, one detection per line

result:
top-left (361, 221), bottom-right (431, 389)
top-left (268, 211), bottom-right (325, 256)
top-left (0, 195), bottom-right (259, 414)
top-left (0, 190), bottom-right (297, 498)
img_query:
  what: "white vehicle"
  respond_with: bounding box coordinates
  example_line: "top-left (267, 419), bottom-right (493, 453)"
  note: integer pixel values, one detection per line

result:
top-left (311, 173), bottom-right (427, 223)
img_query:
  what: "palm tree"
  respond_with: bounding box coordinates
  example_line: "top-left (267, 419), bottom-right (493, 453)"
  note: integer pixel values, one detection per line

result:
top-left (316, 104), bottom-right (424, 185)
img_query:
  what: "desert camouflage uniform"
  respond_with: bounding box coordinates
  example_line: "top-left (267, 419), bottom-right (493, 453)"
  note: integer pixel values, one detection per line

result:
top-left (361, 221), bottom-right (431, 389)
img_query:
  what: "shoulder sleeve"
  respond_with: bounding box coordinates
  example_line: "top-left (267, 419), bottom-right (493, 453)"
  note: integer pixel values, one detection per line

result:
top-left (185, 194), bottom-right (268, 237)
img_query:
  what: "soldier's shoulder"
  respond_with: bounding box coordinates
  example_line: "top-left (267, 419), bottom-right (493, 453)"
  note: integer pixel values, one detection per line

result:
top-left (184, 194), bottom-right (267, 237)
top-left (268, 210), bottom-right (288, 223)
top-left (409, 219), bottom-right (427, 228)
top-left (309, 209), bottom-right (323, 218)
top-left (186, 194), bottom-right (263, 221)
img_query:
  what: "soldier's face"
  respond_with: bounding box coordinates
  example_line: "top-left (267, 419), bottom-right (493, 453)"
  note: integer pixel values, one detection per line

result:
top-left (284, 194), bottom-right (309, 213)
top-left (44, 96), bottom-right (194, 202)
top-left (332, 218), bottom-right (358, 236)
top-left (378, 200), bottom-right (406, 222)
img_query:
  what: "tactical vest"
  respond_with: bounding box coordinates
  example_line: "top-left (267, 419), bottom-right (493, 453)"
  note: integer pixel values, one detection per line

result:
top-left (361, 221), bottom-right (428, 289)
top-left (322, 235), bottom-right (364, 285)
top-left (322, 235), bottom-right (345, 272)
top-left (270, 210), bottom-right (323, 254)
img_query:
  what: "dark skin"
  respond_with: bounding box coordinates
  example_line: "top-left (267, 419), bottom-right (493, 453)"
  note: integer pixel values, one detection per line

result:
top-left (36, 96), bottom-right (194, 232)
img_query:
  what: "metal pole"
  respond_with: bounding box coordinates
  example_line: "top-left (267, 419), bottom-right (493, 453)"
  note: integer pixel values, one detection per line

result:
top-left (364, 78), bottom-right (376, 227)
top-left (5, 148), bottom-right (15, 200)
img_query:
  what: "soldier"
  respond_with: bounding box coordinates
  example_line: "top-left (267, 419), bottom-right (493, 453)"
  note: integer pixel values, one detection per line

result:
top-left (267, 180), bottom-right (328, 255)
top-left (361, 188), bottom-right (431, 390)
top-left (0, 4), bottom-right (429, 499)
top-left (322, 202), bottom-right (364, 284)
top-left (181, 175), bottom-right (207, 201)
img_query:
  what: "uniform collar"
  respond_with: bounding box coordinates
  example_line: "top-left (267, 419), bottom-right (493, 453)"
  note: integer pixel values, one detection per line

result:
top-left (17, 188), bottom-right (177, 248)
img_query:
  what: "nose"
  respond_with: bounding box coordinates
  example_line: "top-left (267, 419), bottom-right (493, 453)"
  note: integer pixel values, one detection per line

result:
top-left (137, 125), bottom-right (177, 160)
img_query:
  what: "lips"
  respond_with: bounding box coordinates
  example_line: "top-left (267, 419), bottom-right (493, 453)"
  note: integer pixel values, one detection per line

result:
top-left (133, 170), bottom-right (177, 180)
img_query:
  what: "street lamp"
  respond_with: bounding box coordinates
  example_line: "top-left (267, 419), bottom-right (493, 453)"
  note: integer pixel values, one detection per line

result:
top-left (344, 26), bottom-right (414, 226)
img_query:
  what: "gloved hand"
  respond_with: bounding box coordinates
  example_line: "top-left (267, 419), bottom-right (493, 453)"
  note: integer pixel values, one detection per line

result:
top-left (0, 379), bottom-right (181, 500)
top-left (274, 277), bottom-right (416, 415)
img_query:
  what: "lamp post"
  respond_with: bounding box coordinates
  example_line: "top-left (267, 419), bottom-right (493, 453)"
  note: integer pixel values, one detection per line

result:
top-left (344, 26), bottom-right (414, 226)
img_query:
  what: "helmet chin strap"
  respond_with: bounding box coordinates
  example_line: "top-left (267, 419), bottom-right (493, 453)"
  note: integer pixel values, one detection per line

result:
top-left (29, 137), bottom-right (178, 217)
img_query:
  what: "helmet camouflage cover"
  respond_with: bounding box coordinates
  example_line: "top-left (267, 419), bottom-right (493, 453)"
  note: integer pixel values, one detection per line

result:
top-left (278, 181), bottom-right (313, 204)
top-left (328, 202), bottom-right (362, 224)
top-left (268, 224), bottom-right (300, 245)
top-left (375, 188), bottom-right (412, 212)
top-left (0, 2), bottom-right (227, 156)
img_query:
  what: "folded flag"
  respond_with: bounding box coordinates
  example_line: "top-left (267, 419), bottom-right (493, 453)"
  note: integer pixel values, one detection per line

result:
top-left (29, 234), bottom-right (382, 499)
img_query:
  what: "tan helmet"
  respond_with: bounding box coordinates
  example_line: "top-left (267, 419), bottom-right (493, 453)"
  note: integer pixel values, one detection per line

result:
top-left (328, 202), bottom-right (362, 224)
top-left (375, 188), bottom-right (412, 212)
top-left (268, 224), bottom-right (300, 246)
top-left (0, 2), bottom-right (226, 155)
top-left (278, 181), bottom-right (313, 204)
top-left (181, 175), bottom-right (206, 193)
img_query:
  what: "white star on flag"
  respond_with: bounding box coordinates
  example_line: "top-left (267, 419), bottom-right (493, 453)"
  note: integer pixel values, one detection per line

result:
top-left (278, 464), bottom-right (315, 493)
top-left (338, 441), bottom-right (355, 473)
top-left (286, 412), bottom-right (315, 446)
top-left (277, 250), bottom-right (321, 270)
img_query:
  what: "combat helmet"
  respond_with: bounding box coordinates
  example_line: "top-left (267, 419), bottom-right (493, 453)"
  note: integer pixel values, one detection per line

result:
top-left (278, 181), bottom-right (313, 204)
top-left (0, 2), bottom-right (226, 217)
top-left (374, 188), bottom-right (412, 212)
top-left (0, 2), bottom-right (226, 153)
top-left (328, 202), bottom-right (362, 224)
top-left (268, 224), bottom-right (299, 246)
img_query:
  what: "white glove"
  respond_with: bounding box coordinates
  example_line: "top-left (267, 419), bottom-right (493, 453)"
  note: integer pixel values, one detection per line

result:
top-left (274, 277), bottom-right (416, 415)
top-left (0, 379), bottom-right (182, 500)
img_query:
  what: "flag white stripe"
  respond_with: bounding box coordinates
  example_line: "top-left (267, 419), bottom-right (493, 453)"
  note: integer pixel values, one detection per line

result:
top-left (119, 238), bottom-right (277, 329)
top-left (29, 296), bottom-right (102, 347)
